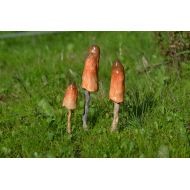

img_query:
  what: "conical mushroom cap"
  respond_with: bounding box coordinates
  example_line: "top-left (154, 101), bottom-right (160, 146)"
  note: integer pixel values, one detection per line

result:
top-left (62, 83), bottom-right (78, 110)
top-left (81, 45), bottom-right (100, 92)
top-left (109, 60), bottom-right (125, 103)
top-left (88, 45), bottom-right (100, 59)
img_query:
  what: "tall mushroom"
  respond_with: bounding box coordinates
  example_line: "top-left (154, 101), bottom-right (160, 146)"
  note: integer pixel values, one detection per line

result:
top-left (62, 83), bottom-right (78, 134)
top-left (81, 45), bottom-right (100, 130)
top-left (109, 60), bottom-right (125, 132)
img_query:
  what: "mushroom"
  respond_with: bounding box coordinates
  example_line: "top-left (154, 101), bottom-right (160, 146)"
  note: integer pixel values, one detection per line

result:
top-left (62, 83), bottom-right (78, 134)
top-left (81, 45), bottom-right (100, 130)
top-left (109, 60), bottom-right (125, 132)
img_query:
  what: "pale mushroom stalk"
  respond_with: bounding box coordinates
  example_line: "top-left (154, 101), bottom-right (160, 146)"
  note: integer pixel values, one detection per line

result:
top-left (111, 102), bottom-right (120, 132)
top-left (82, 90), bottom-right (90, 129)
top-left (81, 45), bottom-right (100, 130)
top-left (67, 109), bottom-right (72, 134)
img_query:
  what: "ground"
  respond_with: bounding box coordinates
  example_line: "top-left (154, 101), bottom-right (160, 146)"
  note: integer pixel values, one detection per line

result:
top-left (0, 32), bottom-right (190, 157)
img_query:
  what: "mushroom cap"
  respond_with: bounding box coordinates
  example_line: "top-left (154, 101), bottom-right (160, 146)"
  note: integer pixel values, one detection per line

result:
top-left (62, 83), bottom-right (78, 110)
top-left (88, 45), bottom-right (100, 57)
top-left (81, 45), bottom-right (100, 92)
top-left (109, 60), bottom-right (125, 103)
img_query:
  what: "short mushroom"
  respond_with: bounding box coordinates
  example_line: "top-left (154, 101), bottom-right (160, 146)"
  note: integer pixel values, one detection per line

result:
top-left (109, 60), bottom-right (125, 132)
top-left (62, 83), bottom-right (78, 134)
top-left (81, 45), bottom-right (100, 130)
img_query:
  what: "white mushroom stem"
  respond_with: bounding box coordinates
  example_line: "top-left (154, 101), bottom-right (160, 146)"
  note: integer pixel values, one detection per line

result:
top-left (82, 90), bottom-right (90, 130)
top-left (111, 102), bottom-right (120, 132)
top-left (67, 109), bottom-right (72, 134)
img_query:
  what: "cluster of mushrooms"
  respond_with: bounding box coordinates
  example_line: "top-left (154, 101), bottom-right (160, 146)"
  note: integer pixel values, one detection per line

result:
top-left (62, 45), bottom-right (125, 134)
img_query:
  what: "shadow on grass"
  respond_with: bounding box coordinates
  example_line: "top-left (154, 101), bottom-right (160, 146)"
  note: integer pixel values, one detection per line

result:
top-left (128, 91), bottom-right (156, 118)
top-left (119, 90), bottom-right (157, 131)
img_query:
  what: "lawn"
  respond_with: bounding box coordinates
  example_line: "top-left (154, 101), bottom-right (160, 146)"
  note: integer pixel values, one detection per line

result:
top-left (0, 32), bottom-right (190, 157)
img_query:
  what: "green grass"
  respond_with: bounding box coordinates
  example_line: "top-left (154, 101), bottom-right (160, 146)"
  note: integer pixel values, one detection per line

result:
top-left (0, 32), bottom-right (190, 158)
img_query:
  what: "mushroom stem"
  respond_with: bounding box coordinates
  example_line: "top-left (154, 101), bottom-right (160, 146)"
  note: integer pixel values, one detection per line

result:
top-left (67, 109), bottom-right (72, 134)
top-left (111, 102), bottom-right (120, 132)
top-left (82, 90), bottom-right (90, 130)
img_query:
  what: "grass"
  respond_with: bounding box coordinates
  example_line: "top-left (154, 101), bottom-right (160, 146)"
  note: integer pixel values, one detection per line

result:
top-left (0, 31), bottom-right (190, 158)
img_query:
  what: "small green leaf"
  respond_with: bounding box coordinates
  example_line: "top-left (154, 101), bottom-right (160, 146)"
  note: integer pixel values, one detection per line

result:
top-left (38, 99), bottom-right (54, 117)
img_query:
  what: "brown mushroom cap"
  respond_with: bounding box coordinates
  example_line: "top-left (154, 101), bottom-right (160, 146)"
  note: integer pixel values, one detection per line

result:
top-left (88, 45), bottom-right (100, 58)
top-left (62, 83), bottom-right (78, 110)
top-left (109, 60), bottom-right (125, 103)
top-left (81, 45), bottom-right (100, 92)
